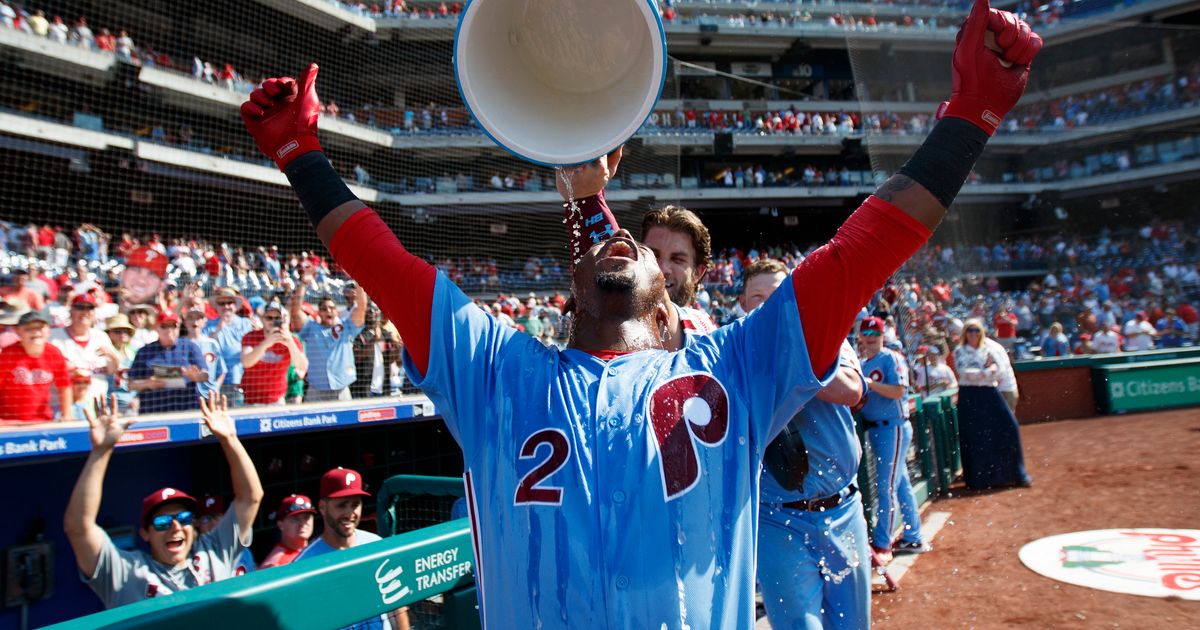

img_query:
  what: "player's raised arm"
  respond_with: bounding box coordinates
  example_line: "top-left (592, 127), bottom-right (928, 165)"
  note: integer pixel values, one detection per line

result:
top-left (791, 0), bottom-right (1040, 376)
top-left (556, 148), bottom-right (624, 270)
top-left (239, 64), bottom-right (435, 373)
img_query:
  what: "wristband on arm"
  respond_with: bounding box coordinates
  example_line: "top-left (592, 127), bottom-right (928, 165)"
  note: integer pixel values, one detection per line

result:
top-left (896, 117), bottom-right (989, 208)
top-left (565, 190), bottom-right (620, 270)
top-left (284, 152), bottom-right (358, 227)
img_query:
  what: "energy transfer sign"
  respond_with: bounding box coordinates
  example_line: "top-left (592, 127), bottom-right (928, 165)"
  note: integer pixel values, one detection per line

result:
top-left (1019, 529), bottom-right (1200, 600)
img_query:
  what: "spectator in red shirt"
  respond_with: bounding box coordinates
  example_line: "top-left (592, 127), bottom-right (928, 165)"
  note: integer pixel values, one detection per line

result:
top-left (240, 303), bottom-right (306, 405)
top-left (992, 305), bottom-right (1018, 351)
top-left (0, 311), bottom-right (73, 422)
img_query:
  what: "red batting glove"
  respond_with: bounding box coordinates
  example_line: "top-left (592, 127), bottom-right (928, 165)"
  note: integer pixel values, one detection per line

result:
top-left (240, 63), bottom-right (324, 171)
top-left (937, 0), bottom-right (1043, 135)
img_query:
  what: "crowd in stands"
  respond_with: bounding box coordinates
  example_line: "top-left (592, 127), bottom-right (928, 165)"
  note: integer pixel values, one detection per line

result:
top-left (0, 220), bottom-right (574, 422)
top-left (701, 218), bottom-right (1200, 364)
top-left (1013, 0), bottom-right (1155, 28)
top-left (328, 0), bottom-right (463, 20)
top-left (1006, 66), bottom-right (1200, 132)
top-left (0, 1), bottom-right (256, 94)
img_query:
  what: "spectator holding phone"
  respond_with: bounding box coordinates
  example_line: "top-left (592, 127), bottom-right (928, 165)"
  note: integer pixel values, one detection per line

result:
top-left (241, 302), bottom-right (307, 405)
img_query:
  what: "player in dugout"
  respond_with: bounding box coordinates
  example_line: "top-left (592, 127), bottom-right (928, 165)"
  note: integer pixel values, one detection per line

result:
top-left (239, 0), bottom-right (1039, 625)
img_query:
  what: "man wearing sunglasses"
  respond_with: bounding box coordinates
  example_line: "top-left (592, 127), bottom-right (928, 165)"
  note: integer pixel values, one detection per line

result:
top-left (65, 392), bottom-right (264, 609)
top-left (857, 317), bottom-right (928, 562)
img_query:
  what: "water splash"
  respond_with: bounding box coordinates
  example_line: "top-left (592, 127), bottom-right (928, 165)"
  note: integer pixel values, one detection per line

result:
top-left (557, 167), bottom-right (586, 266)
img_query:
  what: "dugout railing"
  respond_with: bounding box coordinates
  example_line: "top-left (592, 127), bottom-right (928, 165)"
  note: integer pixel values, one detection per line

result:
top-left (46, 474), bottom-right (479, 630)
top-left (47, 399), bottom-right (964, 629)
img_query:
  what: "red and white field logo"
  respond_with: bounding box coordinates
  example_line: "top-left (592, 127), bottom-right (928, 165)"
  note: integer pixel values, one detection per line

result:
top-left (1019, 529), bottom-right (1200, 599)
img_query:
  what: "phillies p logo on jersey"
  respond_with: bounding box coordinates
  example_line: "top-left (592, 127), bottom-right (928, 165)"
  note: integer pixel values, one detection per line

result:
top-left (648, 374), bottom-right (730, 500)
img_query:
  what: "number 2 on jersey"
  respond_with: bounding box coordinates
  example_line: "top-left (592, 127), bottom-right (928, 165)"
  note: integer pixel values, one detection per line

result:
top-left (513, 428), bottom-right (571, 506)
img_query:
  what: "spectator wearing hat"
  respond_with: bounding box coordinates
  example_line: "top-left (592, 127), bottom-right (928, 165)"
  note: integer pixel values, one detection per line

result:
top-left (260, 495), bottom-right (316, 569)
top-left (125, 304), bottom-right (159, 350)
top-left (289, 277), bottom-right (365, 402)
top-left (204, 287), bottom-right (254, 403)
top-left (241, 302), bottom-right (306, 405)
top-left (183, 308), bottom-right (226, 400)
top-left (129, 312), bottom-right (208, 414)
top-left (1092, 324), bottom-right (1122, 354)
top-left (1122, 311), bottom-right (1157, 351)
top-left (51, 293), bottom-right (120, 407)
top-left (65, 393), bottom-right (262, 608)
top-left (120, 246), bottom-right (168, 306)
top-left (1156, 309), bottom-right (1188, 348)
top-left (1, 268), bottom-right (45, 311)
top-left (1073, 333), bottom-right (1095, 355)
top-left (104, 314), bottom-right (139, 415)
top-left (296, 467), bottom-right (399, 630)
top-left (0, 310), bottom-right (72, 421)
top-left (0, 297), bottom-right (30, 349)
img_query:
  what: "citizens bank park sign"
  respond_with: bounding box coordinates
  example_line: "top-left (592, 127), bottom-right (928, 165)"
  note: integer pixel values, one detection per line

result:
top-left (1019, 529), bottom-right (1200, 599)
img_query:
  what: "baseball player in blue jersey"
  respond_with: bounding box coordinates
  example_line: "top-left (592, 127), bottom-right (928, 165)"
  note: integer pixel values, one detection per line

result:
top-left (557, 153), bottom-right (719, 346)
top-left (858, 317), bottom-right (928, 560)
top-left (240, 2), bottom-right (1039, 623)
top-left (737, 259), bottom-right (874, 630)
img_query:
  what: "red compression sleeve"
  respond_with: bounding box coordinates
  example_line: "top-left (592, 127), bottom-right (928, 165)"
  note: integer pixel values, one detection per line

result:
top-left (565, 190), bottom-right (621, 270)
top-left (328, 209), bottom-right (436, 374)
top-left (792, 196), bottom-right (931, 376)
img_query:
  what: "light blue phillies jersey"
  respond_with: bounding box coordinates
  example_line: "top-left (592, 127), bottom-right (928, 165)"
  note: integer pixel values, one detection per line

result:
top-left (299, 318), bottom-right (362, 390)
top-left (404, 273), bottom-right (831, 630)
top-left (760, 340), bottom-right (865, 502)
top-left (860, 349), bottom-right (908, 421)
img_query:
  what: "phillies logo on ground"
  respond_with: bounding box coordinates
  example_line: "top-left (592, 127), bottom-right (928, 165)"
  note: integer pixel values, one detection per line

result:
top-left (648, 373), bottom-right (730, 500)
top-left (1019, 529), bottom-right (1200, 600)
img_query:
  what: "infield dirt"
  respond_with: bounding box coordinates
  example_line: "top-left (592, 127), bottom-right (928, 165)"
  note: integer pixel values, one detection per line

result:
top-left (873, 408), bottom-right (1200, 629)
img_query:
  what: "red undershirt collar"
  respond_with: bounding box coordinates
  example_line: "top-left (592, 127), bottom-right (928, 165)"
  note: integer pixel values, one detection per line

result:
top-left (583, 349), bottom-right (632, 361)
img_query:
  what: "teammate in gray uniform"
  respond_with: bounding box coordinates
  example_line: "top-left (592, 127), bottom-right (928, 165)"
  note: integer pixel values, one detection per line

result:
top-left (64, 392), bottom-right (263, 608)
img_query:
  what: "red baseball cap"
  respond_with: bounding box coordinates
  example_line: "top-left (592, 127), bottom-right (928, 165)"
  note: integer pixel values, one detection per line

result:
top-left (126, 246), bottom-right (168, 279)
top-left (319, 467), bottom-right (371, 500)
top-left (71, 293), bottom-right (98, 308)
top-left (276, 494), bottom-right (316, 519)
top-left (140, 487), bottom-right (199, 527)
top-left (157, 311), bottom-right (181, 326)
top-left (860, 317), bottom-right (885, 335)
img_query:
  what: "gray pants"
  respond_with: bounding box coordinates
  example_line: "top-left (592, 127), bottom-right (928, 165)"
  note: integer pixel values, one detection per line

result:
top-left (305, 387), bottom-right (351, 403)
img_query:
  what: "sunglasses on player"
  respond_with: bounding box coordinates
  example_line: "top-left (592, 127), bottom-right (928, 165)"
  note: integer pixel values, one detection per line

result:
top-left (150, 510), bottom-right (194, 531)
